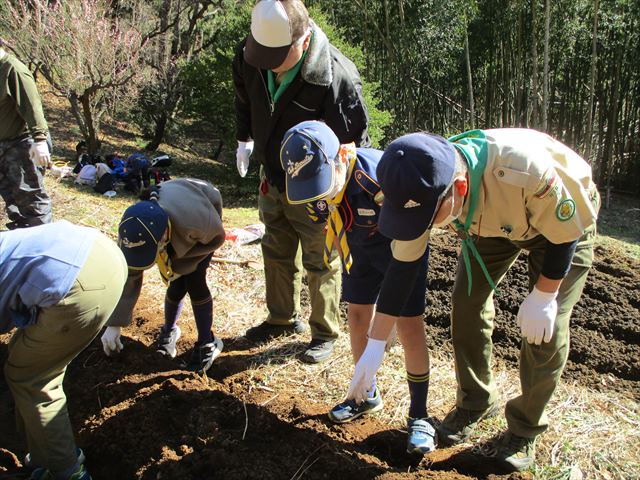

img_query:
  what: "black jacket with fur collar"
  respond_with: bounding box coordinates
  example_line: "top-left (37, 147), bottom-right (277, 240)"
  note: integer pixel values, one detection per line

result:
top-left (233, 21), bottom-right (370, 192)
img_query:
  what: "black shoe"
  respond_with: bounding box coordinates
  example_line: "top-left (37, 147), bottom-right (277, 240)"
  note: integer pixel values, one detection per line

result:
top-left (300, 338), bottom-right (335, 364)
top-left (437, 403), bottom-right (500, 446)
top-left (186, 335), bottom-right (223, 374)
top-left (245, 319), bottom-right (308, 344)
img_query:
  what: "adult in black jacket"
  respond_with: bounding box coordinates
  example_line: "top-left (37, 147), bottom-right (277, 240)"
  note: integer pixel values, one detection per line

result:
top-left (232, 0), bottom-right (369, 363)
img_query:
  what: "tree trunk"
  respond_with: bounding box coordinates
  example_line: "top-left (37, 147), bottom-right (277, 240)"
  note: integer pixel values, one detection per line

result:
top-left (584, 0), bottom-right (599, 163)
top-left (529, 0), bottom-right (539, 128)
top-left (145, 112), bottom-right (168, 152)
top-left (79, 93), bottom-right (100, 153)
top-left (464, 25), bottom-right (475, 129)
top-left (541, 0), bottom-right (550, 131)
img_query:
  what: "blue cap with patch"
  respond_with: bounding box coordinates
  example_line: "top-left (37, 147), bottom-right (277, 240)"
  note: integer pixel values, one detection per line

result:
top-left (280, 120), bottom-right (340, 204)
top-left (118, 200), bottom-right (169, 269)
top-left (377, 132), bottom-right (457, 241)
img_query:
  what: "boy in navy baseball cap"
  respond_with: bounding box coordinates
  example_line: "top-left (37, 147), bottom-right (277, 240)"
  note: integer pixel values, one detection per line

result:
top-left (282, 121), bottom-right (435, 455)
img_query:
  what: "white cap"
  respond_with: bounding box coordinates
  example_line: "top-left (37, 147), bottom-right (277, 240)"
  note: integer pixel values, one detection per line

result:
top-left (244, 0), bottom-right (295, 70)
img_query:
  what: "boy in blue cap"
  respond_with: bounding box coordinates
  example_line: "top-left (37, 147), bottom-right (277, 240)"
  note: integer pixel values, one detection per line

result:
top-left (347, 129), bottom-right (599, 471)
top-left (281, 120), bottom-right (435, 454)
top-left (100, 179), bottom-right (226, 374)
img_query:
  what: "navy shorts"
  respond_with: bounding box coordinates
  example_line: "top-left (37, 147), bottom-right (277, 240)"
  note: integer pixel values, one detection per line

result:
top-left (342, 240), bottom-right (429, 316)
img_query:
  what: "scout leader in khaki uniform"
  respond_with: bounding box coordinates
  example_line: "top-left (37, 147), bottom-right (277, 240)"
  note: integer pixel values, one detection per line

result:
top-left (346, 129), bottom-right (599, 472)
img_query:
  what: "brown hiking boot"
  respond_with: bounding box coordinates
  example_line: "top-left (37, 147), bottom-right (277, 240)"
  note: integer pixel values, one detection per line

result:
top-left (495, 431), bottom-right (536, 471)
top-left (436, 404), bottom-right (500, 445)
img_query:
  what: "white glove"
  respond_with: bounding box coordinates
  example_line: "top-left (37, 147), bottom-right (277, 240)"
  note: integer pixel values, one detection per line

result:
top-left (101, 326), bottom-right (123, 356)
top-left (236, 141), bottom-right (254, 177)
top-left (29, 141), bottom-right (52, 168)
top-left (517, 287), bottom-right (558, 345)
top-left (368, 322), bottom-right (397, 352)
top-left (347, 338), bottom-right (387, 403)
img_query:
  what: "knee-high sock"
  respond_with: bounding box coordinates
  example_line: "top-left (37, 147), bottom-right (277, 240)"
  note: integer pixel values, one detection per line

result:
top-left (407, 371), bottom-right (430, 419)
top-left (164, 297), bottom-right (184, 332)
top-left (191, 296), bottom-right (214, 344)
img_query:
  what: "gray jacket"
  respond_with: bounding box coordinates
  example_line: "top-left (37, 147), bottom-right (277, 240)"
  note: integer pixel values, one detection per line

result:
top-left (108, 179), bottom-right (225, 327)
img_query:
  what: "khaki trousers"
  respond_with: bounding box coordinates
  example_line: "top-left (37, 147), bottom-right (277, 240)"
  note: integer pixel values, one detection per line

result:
top-left (450, 226), bottom-right (595, 438)
top-left (258, 175), bottom-right (341, 340)
top-left (4, 234), bottom-right (127, 472)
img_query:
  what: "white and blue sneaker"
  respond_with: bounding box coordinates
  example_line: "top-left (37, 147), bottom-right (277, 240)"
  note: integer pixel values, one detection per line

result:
top-left (407, 417), bottom-right (437, 454)
top-left (328, 387), bottom-right (383, 424)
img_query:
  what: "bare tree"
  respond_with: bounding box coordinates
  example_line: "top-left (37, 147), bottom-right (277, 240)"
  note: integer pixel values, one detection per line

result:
top-left (1, 0), bottom-right (150, 152)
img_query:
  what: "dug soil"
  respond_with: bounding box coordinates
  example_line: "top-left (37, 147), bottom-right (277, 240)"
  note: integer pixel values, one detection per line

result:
top-left (1, 232), bottom-right (638, 480)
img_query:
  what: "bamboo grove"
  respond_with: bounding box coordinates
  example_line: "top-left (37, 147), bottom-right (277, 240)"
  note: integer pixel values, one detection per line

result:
top-left (307, 0), bottom-right (640, 193)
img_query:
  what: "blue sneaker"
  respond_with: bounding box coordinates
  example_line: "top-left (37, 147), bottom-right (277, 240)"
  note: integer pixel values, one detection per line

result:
top-left (407, 417), bottom-right (437, 454)
top-left (29, 464), bottom-right (91, 480)
top-left (328, 387), bottom-right (383, 423)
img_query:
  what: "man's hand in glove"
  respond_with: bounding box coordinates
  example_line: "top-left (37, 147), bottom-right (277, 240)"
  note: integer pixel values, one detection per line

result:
top-left (29, 141), bottom-right (52, 169)
top-left (517, 287), bottom-right (558, 345)
top-left (236, 141), bottom-right (254, 177)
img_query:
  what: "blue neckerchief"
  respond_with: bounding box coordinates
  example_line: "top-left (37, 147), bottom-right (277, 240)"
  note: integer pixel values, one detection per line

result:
top-left (448, 130), bottom-right (497, 295)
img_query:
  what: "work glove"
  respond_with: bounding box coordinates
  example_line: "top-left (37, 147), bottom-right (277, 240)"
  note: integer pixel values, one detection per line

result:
top-left (368, 322), bottom-right (397, 352)
top-left (236, 141), bottom-right (254, 177)
top-left (347, 338), bottom-right (387, 403)
top-left (517, 287), bottom-right (558, 345)
top-left (101, 326), bottom-right (123, 356)
top-left (29, 141), bottom-right (52, 169)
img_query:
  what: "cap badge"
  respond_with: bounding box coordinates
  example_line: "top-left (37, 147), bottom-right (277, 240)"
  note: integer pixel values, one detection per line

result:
top-left (403, 199), bottom-right (421, 208)
top-left (120, 237), bottom-right (146, 248)
top-left (287, 153), bottom-right (314, 178)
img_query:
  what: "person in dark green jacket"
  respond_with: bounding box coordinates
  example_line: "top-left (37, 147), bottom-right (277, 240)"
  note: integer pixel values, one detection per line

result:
top-left (0, 38), bottom-right (52, 229)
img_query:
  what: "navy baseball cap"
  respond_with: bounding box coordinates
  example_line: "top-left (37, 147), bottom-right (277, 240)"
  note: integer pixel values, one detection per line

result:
top-left (118, 201), bottom-right (169, 269)
top-left (377, 132), bottom-right (457, 241)
top-left (281, 120), bottom-right (340, 204)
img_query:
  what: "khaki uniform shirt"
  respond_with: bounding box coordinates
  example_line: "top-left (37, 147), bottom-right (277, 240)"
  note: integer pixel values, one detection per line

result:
top-left (392, 129), bottom-right (599, 261)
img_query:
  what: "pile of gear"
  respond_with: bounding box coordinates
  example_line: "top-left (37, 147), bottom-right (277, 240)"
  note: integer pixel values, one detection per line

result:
top-left (72, 141), bottom-right (172, 195)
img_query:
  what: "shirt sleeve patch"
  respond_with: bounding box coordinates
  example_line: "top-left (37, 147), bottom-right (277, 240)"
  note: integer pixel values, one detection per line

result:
top-left (535, 169), bottom-right (560, 199)
top-left (556, 198), bottom-right (576, 221)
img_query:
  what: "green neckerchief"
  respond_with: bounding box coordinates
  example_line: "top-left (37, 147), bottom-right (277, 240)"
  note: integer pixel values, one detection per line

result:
top-left (267, 32), bottom-right (313, 104)
top-left (448, 129), bottom-right (497, 295)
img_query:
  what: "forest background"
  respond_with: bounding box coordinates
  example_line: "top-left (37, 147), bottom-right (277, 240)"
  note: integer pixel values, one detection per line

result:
top-left (1, 0), bottom-right (638, 196)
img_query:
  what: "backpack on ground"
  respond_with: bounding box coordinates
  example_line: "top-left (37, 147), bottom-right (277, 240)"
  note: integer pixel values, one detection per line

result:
top-left (94, 172), bottom-right (115, 194)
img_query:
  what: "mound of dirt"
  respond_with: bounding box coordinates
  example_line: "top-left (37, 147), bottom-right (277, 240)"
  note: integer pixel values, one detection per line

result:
top-left (425, 233), bottom-right (640, 396)
top-left (0, 232), bottom-right (637, 480)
